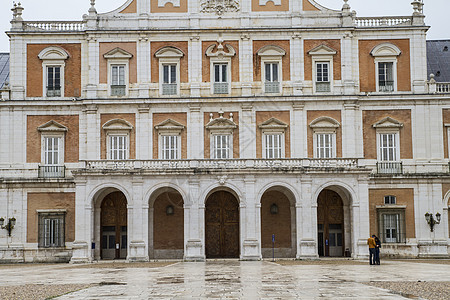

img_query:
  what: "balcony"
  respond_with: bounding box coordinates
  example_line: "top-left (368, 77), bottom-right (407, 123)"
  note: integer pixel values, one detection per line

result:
top-left (80, 158), bottom-right (364, 174)
top-left (379, 81), bottom-right (394, 92)
top-left (46, 86), bottom-right (61, 97)
top-left (355, 16), bottom-right (412, 27)
top-left (111, 85), bottom-right (126, 96)
top-left (214, 82), bottom-right (229, 94)
top-left (38, 165), bottom-right (66, 178)
top-left (377, 161), bottom-right (403, 175)
top-left (162, 83), bottom-right (177, 95)
top-left (316, 82), bottom-right (330, 93)
top-left (265, 82), bottom-right (280, 94)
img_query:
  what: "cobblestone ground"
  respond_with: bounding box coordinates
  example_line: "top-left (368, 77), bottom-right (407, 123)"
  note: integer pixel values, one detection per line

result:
top-left (0, 259), bottom-right (448, 299)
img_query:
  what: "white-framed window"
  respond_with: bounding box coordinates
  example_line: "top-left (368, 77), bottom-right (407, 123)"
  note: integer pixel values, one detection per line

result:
top-left (308, 44), bottom-right (336, 94)
top-left (212, 134), bottom-right (231, 159)
top-left (206, 111), bottom-right (237, 159)
top-left (38, 46), bottom-right (69, 98)
top-left (446, 125), bottom-right (450, 158)
top-left (264, 133), bottom-right (283, 159)
top-left (206, 41), bottom-right (236, 95)
top-left (310, 116), bottom-right (340, 159)
top-left (102, 119), bottom-right (134, 160)
top-left (378, 133), bottom-right (399, 162)
top-left (38, 212), bottom-right (65, 248)
top-left (371, 43), bottom-right (401, 93)
top-left (43, 136), bottom-right (62, 165)
top-left (103, 47), bottom-right (133, 97)
top-left (259, 117), bottom-right (288, 159)
top-left (155, 119), bottom-right (185, 160)
top-left (161, 135), bottom-right (180, 160)
top-left (377, 210), bottom-right (405, 243)
top-left (108, 134), bottom-right (128, 160)
top-left (257, 45), bottom-right (285, 94)
top-left (384, 195), bottom-right (397, 205)
top-left (155, 46), bottom-right (184, 96)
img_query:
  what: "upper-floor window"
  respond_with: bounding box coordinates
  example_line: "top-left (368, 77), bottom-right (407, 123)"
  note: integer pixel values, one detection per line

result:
top-left (373, 116), bottom-right (403, 174)
top-left (206, 40), bottom-right (236, 95)
top-left (212, 135), bottom-right (231, 159)
top-left (102, 119), bottom-right (134, 160)
top-left (259, 117), bottom-right (288, 159)
top-left (155, 46), bottom-right (184, 96)
top-left (155, 119), bottom-right (185, 160)
top-left (370, 43), bottom-right (402, 93)
top-left (103, 48), bottom-right (133, 97)
top-left (310, 116), bottom-right (340, 159)
top-left (257, 45), bottom-right (286, 94)
top-left (206, 111), bottom-right (237, 159)
top-left (44, 136), bottom-right (62, 165)
top-left (37, 120), bottom-right (67, 178)
top-left (384, 195), bottom-right (397, 205)
top-left (378, 132), bottom-right (398, 161)
top-left (38, 46), bottom-right (69, 98)
top-left (308, 44), bottom-right (337, 94)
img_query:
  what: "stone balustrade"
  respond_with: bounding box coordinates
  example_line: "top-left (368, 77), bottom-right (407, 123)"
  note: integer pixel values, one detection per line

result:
top-left (436, 82), bottom-right (450, 93)
top-left (22, 21), bottom-right (85, 31)
top-left (82, 158), bottom-right (361, 172)
top-left (355, 16), bottom-right (412, 27)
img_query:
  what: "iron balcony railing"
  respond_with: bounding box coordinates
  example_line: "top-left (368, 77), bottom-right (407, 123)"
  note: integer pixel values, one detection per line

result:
top-left (214, 82), bottom-right (229, 94)
top-left (265, 82), bottom-right (280, 94)
top-left (379, 81), bottom-right (394, 92)
top-left (46, 86), bottom-right (61, 97)
top-left (377, 161), bottom-right (403, 175)
top-left (111, 85), bottom-right (126, 96)
top-left (38, 165), bottom-right (66, 178)
top-left (162, 83), bottom-right (177, 95)
top-left (316, 82), bottom-right (330, 92)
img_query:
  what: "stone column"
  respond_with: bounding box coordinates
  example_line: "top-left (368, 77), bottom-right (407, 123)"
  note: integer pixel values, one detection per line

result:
top-left (240, 33), bottom-right (252, 96)
top-left (297, 177), bottom-right (317, 259)
top-left (84, 105), bottom-right (99, 160)
top-left (291, 102), bottom-right (305, 158)
top-left (185, 178), bottom-right (204, 261)
top-left (189, 104), bottom-right (203, 158)
top-left (189, 35), bottom-right (201, 97)
top-left (241, 176), bottom-right (260, 260)
top-left (342, 102), bottom-right (359, 158)
top-left (9, 36), bottom-right (25, 100)
top-left (240, 104), bottom-right (255, 158)
top-left (86, 36), bottom-right (98, 98)
top-left (137, 105), bottom-right (150, 159)
top-left (291, 33), bottom-right (303, 95)
top-left (342, 32), bottom-right (356, 94)
top-left (137, 36), bottom-right (150, 98)
top-left (70, 179), bottom-right (91, 263)
top-left (128, 177), bottom-right (148, 262)
top-left (354, 177), bottom-right (369, 259)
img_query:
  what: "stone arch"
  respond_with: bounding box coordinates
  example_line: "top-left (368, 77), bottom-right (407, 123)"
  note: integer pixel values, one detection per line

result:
top-left (201, 183), bottom-right (244, 207)
top-left (145, 182), bottom-right (187, 208)
top-left (259, 183), bottom-right (298, 258)
top-left (88, 182), bottom-right (131, 209)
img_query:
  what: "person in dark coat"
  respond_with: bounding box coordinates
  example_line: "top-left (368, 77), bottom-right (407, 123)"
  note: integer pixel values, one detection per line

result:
top-left (374, 235), bottom-right (381, 265)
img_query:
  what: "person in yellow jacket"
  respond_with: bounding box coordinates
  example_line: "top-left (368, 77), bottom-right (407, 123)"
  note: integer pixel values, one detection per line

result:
top-left (367, 235), bottom-right (376, 265)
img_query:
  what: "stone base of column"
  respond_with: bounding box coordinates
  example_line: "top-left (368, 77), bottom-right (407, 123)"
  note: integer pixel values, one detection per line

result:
top-left (296, 238), bottom-right (318, 259)
top-left (241, 239), bottom-right (261, 260)
top-left (128, 240), bottom-right (149, 262)
top-left (0, 244), bottom-right (24, 263)
top-left (184, 239), bottom-right (205, 261)
top-left (418, 240), bottom-right (449, 258)
top-left (69, 241), bottom-right (91, 264)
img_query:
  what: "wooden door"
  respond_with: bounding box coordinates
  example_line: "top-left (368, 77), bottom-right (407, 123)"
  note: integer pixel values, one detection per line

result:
top-left (317, 190), bottom-right (344, 257)
top-left (101, 191), bottom-right (127, 259)
top-left (205, 191), bottom-right (239, 258)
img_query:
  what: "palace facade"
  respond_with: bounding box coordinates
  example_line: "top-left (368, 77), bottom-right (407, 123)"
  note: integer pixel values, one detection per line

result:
top-left (0, 0), bottom-right (449, 263)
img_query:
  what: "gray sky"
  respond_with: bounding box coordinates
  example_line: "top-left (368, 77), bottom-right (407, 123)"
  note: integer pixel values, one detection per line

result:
top-left (0, 0), bottom-right (448, 52)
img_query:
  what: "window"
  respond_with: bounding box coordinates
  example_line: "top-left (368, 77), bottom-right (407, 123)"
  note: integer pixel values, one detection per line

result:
top-left (384, 195), bottom-right (396, 205)
top-left (155, 46), bottom-right (184, 96)
top-left (38, 213), bottom-right (65, 248)
top-left (257, 45), bottom-right (285, 94)
top-left (103, 47), bottom-right (133, 97)
top-left (44, 136), bottom-right (61, 165)
top-left (259, 117), bottom-right (288, 159)
top-left (265, 134), bottom-right (283, 159)
top-left (213, 63), bottom-right (228, 94)
top-left (378, 210), bottom-right (405, 243)
top-left (111, 65), bottom-right (126, 96)
top-left (308, 44), bottom-right (337, 93)
top-left (206, 40), bottom-right (236, 95)
top-left (213, 135), bottom-right (231, 159)
top-left (109, 135), bottom-right (128, 160)
top-left (206, 111), bottom-right (237, 159)
top-left (155, 119), bottom-right (185, 160)
top-left (161, 135), bottom-right (180, 160)
top-left (370, 43), bottom-right (401, 93)
top-left (37, 121), bottom-right (67, 178)
top-left (102, 119), bottom-right (133, 160)
top-left (379, 133), bottom-right (398, 162)
top-left (373, 117), bottom-right (403, 174)
top-left (38, 46), bottom-right (69, 98)
top-left (46, 66), bottom-right (61, 97)
top-left (310, 116), bottom-right (340, 159)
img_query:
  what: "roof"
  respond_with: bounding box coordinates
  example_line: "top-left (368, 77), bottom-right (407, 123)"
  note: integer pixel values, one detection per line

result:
top-left (427, 40), bottom-right (450, 82)
top-left (0, 53), bottom-right (9, 89)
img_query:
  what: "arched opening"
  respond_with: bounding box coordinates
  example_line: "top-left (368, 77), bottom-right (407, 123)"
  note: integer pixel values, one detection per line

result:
top-left (100, 191), bottom-right (128, 260)
top-left (260, 187), bottom-right (296, 258)
top-left (149, 187), bottom-right (184, 259)
top-left (317, 188), bottom-right (350, 257)
top-left (205, 190), bottom-right (240, 258)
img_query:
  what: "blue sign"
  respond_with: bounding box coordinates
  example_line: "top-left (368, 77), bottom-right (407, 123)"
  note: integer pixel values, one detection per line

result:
top-left (272, 234), bottom-right (275, 243)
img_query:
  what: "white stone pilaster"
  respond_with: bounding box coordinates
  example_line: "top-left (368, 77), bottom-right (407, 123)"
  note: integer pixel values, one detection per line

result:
top-left (137, 36), bottom-right (150, 98)
top-left (297, 177), bottom-right (317, 259)
top-left (291, 33), bottom-right (303, 95)
top-left (240, 33), bottom-right (252, 96)
top-left (241, 176), bottom-right (260, 260)
top-left (342, 102), bottom-right (359, 158)
top-left (84, 105), bottom-right (99, 160)
top-left (188, 104), bottom-right (203, 158)
top-left (137, 105), bottom-right (150, 159)
top-left (189, 35), bottom-right (201, 97)
top-left (10, 36), bottom-right (25, 100)
top-left (354, 177), bottom-right (369, 259)
top-left (86, 36), bottom-right (98, 98)
top-left (342, 32), bottom-right (356, 94)
top-left (240, 104), bottom-right (255, 158)
top-left (185, 178), bottom-right (204, 261)
top-left (70, 179), bottom-right (91, 263)
top-left (128, 177), bottom-right (148, 261)
top-left (291, 103), bottom-right (304, 158)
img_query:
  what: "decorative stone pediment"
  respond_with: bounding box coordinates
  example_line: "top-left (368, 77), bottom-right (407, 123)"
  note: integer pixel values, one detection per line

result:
top-left (200, 0), bottom-right (240, 15)
top-left (257, 45), bottom-right (286, 57)
top-left (158, 0), bottom-right (181, 8)
top-left (206, 40), bottom-right (236, 58)
top-left (38, 46), bottom-right (69, 61)
top-left (37, 120), bottom-right (68, 132)
top-left (259, 0), bottom-right (281, 5)
top-left (155, 46), bottom-right (184, 58)
top-left (371, 43), bottom-right (402, 57)
top-left (155, 119), bottom-right (185, 134)
top-left (258, 117), bottom-right (288, 130)
top-left (308, 44), bottom-right (337, 56)
top-left (372, 117), bottom-right (403, 128)
top-left (102, 119), bottom-right (133, 131)
top-left (206, 112), bottom-right (237, 131)
top-left (309, 116), bottom-right (340, 129)
top-left (103, 47), bottom-right (133, 59)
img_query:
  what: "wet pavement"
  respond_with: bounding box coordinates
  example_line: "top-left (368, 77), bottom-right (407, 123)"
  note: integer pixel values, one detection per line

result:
top-left (0, 260), bottom-right (449, 299)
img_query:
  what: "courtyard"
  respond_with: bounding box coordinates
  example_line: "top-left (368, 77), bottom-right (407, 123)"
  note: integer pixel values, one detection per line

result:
top-left (0, 259), bottom-right (448, 299)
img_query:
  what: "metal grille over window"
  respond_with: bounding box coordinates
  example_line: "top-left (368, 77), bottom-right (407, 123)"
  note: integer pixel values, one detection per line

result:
top-left (316, 62), bottom-right (330, 92)
top-left (378, 209), bottom-right (406, 243)
top-left (46, 66), bottom-right (61, 97)
top-left (265, 63), bottom-right (280, 93)
top-left (378, 62), bottom-right (394, 92)
top-left (162, 135), bottom-right (179, 160)
top-left (38, 213), bottom-right (65, 248)
top-left (111, 65), bottom-right (126, 96)
top-left (214, 63), bottom-right (228, 94)
top-left (213, 135), bottom-right (230, 159)
top-left (109, 135), bottom-right (128, 160)
top-left (162, 65), bottom-right (177, 95)
top-left (265, 134), bottom-right (282, 159)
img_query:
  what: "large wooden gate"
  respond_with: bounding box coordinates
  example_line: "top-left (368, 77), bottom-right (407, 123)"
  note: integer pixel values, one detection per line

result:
top-left (317, 189), bottom-right (344, 257)
top-left (101, 191), bottom-right (127, 259)
top-left (205, 191), bottom-right (239, 258)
